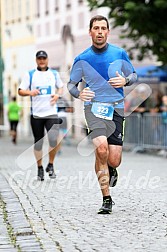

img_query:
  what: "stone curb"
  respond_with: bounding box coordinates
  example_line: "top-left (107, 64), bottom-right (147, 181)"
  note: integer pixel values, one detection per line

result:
top-left (0, 174), bottom-right (44, 252)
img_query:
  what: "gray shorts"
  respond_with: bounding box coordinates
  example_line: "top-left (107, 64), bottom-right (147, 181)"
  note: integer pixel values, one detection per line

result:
top-left (84, 105), bottom-right (125, 146)
top-left (59, 116), bottom-right (67, 129)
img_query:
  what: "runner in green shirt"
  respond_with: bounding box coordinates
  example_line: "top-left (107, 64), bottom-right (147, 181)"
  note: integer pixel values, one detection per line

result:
top-left (8, 96), bottom-right (22, 144)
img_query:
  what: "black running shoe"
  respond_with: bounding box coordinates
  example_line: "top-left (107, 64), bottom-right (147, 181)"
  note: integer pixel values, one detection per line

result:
top-left (98, 199), bottom-right (114, 214)
top-left (108, 165), bottom-right (118, 187)
top-left (37, 167), bottom-right (44, 181)
top-left (46, 164), bottom-right (56, 178)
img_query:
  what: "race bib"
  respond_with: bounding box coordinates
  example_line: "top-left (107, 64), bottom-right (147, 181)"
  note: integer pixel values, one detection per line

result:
top-left (91, 102), bottom-right (114, 120)
top-left (36, 86), bottom-right (51, 95)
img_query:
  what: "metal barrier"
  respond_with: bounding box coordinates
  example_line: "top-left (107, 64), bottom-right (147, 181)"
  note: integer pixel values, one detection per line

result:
top-left (124, 113), bottom-right (167, 151)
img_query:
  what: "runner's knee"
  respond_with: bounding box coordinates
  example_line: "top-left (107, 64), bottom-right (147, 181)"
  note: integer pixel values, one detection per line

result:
top-left (34, 138), bottom-right (43, 151)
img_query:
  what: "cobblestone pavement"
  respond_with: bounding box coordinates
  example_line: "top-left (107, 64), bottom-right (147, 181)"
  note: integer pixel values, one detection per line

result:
top-left (0, 136), bottom-right (167, 252)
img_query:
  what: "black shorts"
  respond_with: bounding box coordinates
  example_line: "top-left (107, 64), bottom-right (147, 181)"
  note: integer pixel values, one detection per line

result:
top-left (10, 121), bottom-right (19, 132)
top-left (84, 105), bottom-right (125, 146)
top-left (30, 115), bottom-right (61, 150)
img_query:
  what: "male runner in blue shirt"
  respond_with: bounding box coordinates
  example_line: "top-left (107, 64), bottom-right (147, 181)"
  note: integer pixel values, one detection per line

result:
top-left (68, 15), bottom-right (137, 214)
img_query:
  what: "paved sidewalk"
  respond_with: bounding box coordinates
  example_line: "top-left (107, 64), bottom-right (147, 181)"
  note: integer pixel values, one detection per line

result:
top-left (0, 136), bottom-right (167, 252)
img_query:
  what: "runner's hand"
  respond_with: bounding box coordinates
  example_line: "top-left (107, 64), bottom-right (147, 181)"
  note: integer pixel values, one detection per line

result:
top-left (30, 89), bottom-right (40, 96)
top-left (108, 71), bottom-right (126, 88)
top-left (79, 88), bottom-right (95, 101)
top-left (50, 94), bottom-right (59, 105)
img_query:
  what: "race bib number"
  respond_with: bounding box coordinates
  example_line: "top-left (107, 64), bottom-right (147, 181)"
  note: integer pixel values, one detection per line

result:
top-left (36, 86), bottom-right (51, 95)
top-left (91, 102), bottom-right (114, 120)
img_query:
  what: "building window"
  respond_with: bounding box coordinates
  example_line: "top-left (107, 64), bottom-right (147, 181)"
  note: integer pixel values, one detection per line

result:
top-left (66, 16), bottom-right (72, 27)
top-left (17, 0), bottom-right (22, 22)
top-left (11, 0), bottom-right (14, 23)
top-left (62, 24), bottom-right (73, 44)
top-left (37, 24), bottom-right (41, 37)
top-left (5, 29), bottom-right (11, 37)
top-left (36, 0), bottom-right (40, 17)
top-left (55, 0), bottom-right (59, 12)
top-left (7, 76), bottom-right (11, 98)
top-left (78, 0), bottom-right (83, 4)
top-left (12, 55), bottom-right (17, 69)
top-left (45, 22), bottom-right (50, 36)
top-left (66, 0), bottom-right (71, 9)
top-left (26, 0), bottom-right (30, 20)
top-left (78, 13), bottom-right (84, 29)
top-left (54, 19), bottom-right (60, 34)
top-left (5, 0), bottom-right (8, 23)
top-left (45, 0), bottom-right (49, 15)
top-left (14, 83), bottom-right (18, 96)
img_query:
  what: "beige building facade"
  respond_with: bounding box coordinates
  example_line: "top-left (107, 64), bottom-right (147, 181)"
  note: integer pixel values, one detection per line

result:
top-left (1, 0), bottom-right (36, 134)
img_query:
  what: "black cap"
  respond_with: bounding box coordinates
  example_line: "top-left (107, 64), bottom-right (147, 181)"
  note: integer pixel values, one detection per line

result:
top-left (36, 50), bottom-right (48, 58)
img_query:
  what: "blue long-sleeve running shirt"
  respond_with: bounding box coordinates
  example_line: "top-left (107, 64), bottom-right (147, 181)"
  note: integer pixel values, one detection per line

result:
top-left (68, 43), bottom-right (137, 108)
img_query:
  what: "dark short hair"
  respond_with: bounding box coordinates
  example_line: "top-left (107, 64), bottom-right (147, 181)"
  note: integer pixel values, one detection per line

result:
top-left (89, 15), bottom-right (109, 30)
top-left (12, 96), bottom-right (16, 101)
